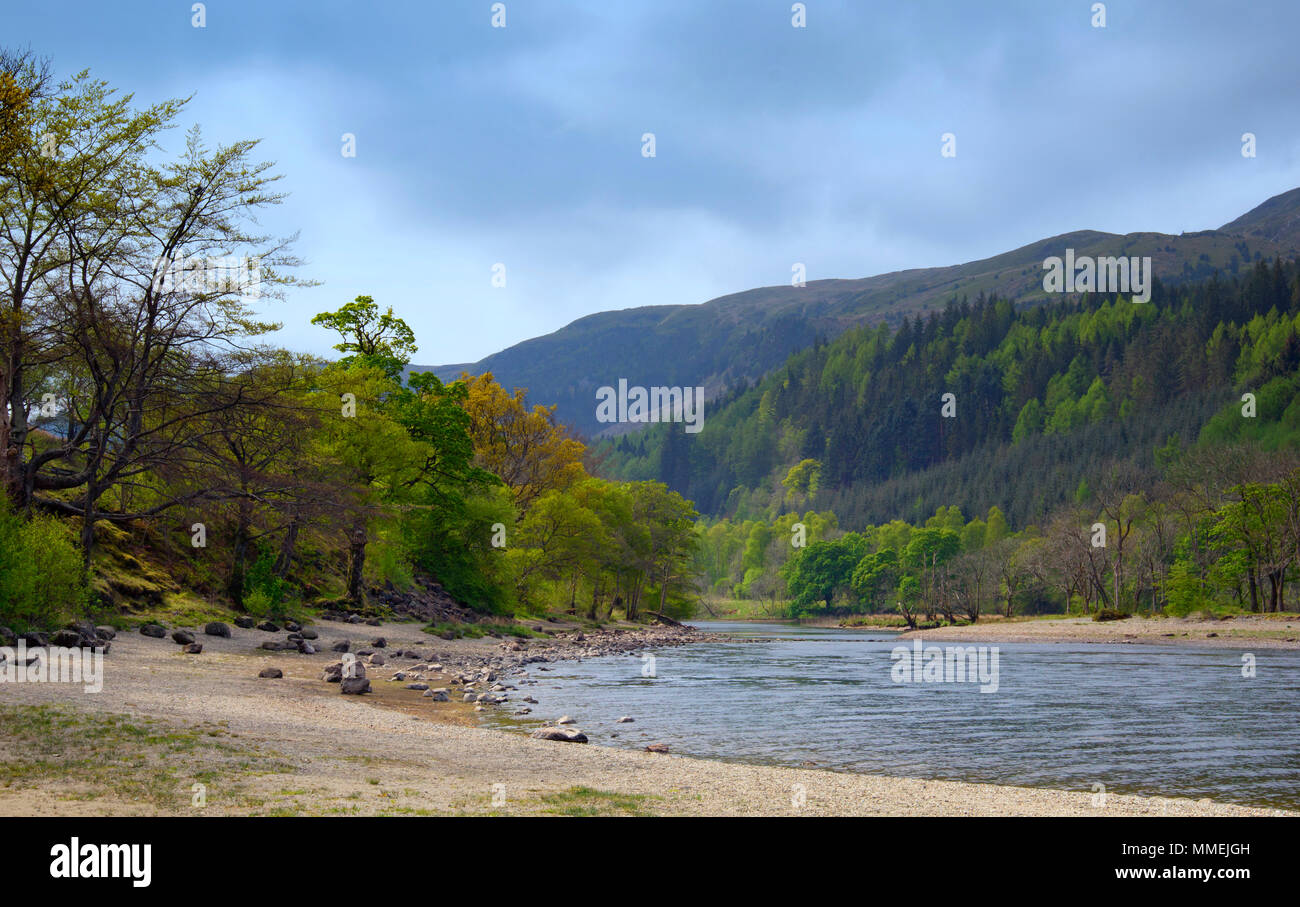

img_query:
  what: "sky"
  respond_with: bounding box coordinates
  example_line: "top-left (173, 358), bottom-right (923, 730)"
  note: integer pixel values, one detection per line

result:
top-left (6, 0), bottom-right (1300, 365)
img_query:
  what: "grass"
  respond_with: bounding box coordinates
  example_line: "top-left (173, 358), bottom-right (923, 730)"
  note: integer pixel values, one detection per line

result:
top-left (538, 786), bottom-right (659, 817)
top-left (423, 619), bottom-right (548, 640)
top-left (0, 703), bottom-right (295, 812)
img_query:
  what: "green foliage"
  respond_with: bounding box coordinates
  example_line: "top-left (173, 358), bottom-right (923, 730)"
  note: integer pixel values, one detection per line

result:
top-left (0, 500), bottom-right (88, 629)
top-left (311, 295), bottom-right (418, 380)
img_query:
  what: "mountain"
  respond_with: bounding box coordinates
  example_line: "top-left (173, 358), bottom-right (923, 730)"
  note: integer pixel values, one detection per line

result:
top-left (419, 188), bottom-right (1300, 437)
top-left (600, 254), bottom-right (1300, 524)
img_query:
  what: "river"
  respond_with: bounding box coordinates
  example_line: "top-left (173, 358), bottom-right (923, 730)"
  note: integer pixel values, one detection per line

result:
top-left (481, 620), bottom-right (1300, 809)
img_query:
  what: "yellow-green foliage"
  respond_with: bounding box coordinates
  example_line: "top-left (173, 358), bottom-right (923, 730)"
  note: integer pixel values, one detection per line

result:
top-left (0, 501), bottom-right (87, 629)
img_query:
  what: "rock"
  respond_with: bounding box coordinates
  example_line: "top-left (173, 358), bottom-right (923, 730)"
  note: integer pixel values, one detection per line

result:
top-left (139, 624), bottom-right (166, 639)
top-left (368, 653), bottom-right (386, 666)
top-left (284, 620), bottom-right (301, 632)
top-left (557, 715), bottom-right (576, 725)
top-left (204, 621), bottom-right (232, 638)
top-left (462, 693), bottom-right (477, 703)
top-left (258, 667), bottom-right (283, 678)
top-left (530, 727), bottom-right (588, 743)
top-left (52, 629), bottom-right (83, 648)
top-left (340, 677), bottom-right (371, 694)
top-left (183, 643), bottom-right (203, 654)
top-left (371, 637), bottom-right (387, 648)
top-left (299, 628), bottom-right (318, 640)
top-left (514, 707), bottom-right (532, 715)
top-left (331, 640), bottom-right (350, 653)
top-left (645, 743), bottom-right (670, 754)
top-left (617, 716), bottom-right (634, 723)
top-left (0, 626), bottom-right (15, 645)
top-left (171, 630), bottom-right (195, 646)
top-left (18, 631), bottom-right (48, 647)
top-left (523, 696), bottom-right (538, 704)
top-left (94, 626), bottom-right (116, 640)
top-left (260, 641), bottom-right (283, 651)
top-left (406, 682), bottom-right (429, 691)
top-left (364, 617), bottom-right (381, 626)
top-left (255, 620), bottom-right (280, 632)
top-left (426, 689), bottom-right (450, 701)
top-left (297, 642), bottom-right (316, 655)
top-left (234, 616), bottom-right (256, 629)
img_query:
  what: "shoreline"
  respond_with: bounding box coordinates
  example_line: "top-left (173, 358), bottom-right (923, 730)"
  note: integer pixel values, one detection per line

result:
top-left (0, 616), bottom-right (1293, 816)
top-left (694, 613), bottom-right (1300, 650)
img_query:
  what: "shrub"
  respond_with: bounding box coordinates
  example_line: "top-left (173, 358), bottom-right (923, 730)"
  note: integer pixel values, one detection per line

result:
top-left (0, 500), bottom-right (88, 629)
top-left (1093, 607), bottom-right (1131, 622)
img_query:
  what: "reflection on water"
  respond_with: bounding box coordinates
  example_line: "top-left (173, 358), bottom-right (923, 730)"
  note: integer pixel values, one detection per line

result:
top-left (482, 620), bottom-right (1300, 808)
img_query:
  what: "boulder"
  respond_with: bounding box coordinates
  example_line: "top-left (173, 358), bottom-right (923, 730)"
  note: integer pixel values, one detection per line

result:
top-left (171, 630), bottom-right (195, 646)
top-left (424, 689), bottom-right (450, 701)
top-left (95, 626), bottom-right (116, 640)
top-left (530, 727), bottom-right (588, 744)
top-left (234, 616), bottom-right (256, 629)
top-left (258, 667), bottom-right (283, 678)
top-left (0, 626), bottom-right (15, 645)
top-left (371, 637), bottom-right (387, 648)
top-left (284, 620), bottom-right (301, 632)
top-left (297, 642), bottom-right (316, 655)
top-left (331, 640), bottom-right (350, 653)
top-left (183, 643), bottom-right (203, 654)
top-left (340, 677), bottom-right (371, 695)
top-left (260, 641), bottom-right (283, 651)
top-left (203, 621), bottom-right (232, 638)
top-left (645, 743), bottom-right (670, 754)
top-left (52, 629), bottom-right (83, 648)
top-left (556, 715), bottom-right (575, 725)
top-left (299, 628), bottom-right (318, 640)
top-left (617, 716), bottom-right (634, 723)
top-left (139, 624), bottom-right (166, 639)
top-left (255, 620), bottom-right (280, 632)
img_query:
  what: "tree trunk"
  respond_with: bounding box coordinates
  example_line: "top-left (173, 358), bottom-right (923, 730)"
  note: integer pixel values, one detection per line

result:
top-left (347, 522), bottom-right (368, 605)
top-left (273, 518), bottom-right (299, 578)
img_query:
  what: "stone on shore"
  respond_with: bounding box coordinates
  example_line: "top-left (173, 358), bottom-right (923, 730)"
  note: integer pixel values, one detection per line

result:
top-left (341, 677), bottom-right (371, 694)
top-left (531, 727), bottom-right (589, 743)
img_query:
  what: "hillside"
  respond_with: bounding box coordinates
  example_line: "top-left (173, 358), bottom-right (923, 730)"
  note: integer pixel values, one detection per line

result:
top-left (421, 188), bottom-right (1300, 437)
top-left (599, 256), bottom-right (1300, 527)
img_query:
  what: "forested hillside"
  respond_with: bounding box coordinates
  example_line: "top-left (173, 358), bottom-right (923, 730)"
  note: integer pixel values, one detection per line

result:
top-left (605, 260), bottom-right (1300, 523)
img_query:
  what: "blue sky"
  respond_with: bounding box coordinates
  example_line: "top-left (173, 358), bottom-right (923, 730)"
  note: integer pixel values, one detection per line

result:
top-left (7, 0), bottom-right (1300, 364)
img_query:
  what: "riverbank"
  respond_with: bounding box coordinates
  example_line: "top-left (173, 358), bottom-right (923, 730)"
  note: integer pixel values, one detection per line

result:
top-left (898, 614), bottom-right (1300, 649)
top-left (1, 616), bottom-right (1291, 816)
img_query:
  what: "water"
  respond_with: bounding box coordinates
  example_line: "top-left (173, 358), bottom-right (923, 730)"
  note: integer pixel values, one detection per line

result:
top-left (481, 620), bottom-right (1300, 808)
